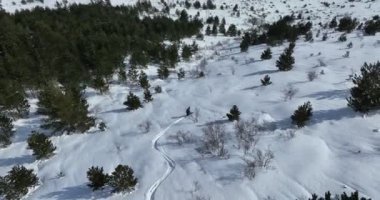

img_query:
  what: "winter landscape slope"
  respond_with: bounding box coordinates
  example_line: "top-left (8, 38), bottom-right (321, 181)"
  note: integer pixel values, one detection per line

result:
top-left (1, 0), bottom-right (380, 199)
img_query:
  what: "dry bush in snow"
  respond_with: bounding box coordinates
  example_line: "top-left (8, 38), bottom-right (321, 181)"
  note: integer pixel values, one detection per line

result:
top-left (282, 85), bottom-right (299, 101)
top-left (243, 149), bottom-right (274, 180)
top-left (168, 130), bottom-right (193, 145)
top-left (307, 71), bottom-right (318, 81)
top-left (191, 107), bottom-right (200, 123)
top-left (138, 121), bottom-right (152, 133)
top-left (234, 119), bottom-right (260, 154)
top-left (200, 124), bottom-right (228, 158)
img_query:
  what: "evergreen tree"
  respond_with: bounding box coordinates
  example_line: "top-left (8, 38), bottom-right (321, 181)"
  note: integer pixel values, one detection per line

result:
top-left (87, 166), bottom-right (109, 191)
top-left (226, 105), bottom-right (241, 121)
top-left (0, 115), bottom-right (14, 148)
top-left (227, 24), bottom-right (237, 36)
top-left (154, 85), bottom-right (162, 93)
top-left (127, 66), bottom-right (139, 85)
top-left (219, 24), bottom-right (226, 35)
top-left (347, 62), bottom-right (380, 113)
top-left (177, 68), bottom-right (185, 80)
top-left (329, 17), bottom-right (338, 28)
top-left (276, 42), bottom-right (295, 71)
top-left (139, 71), bottom-right (150, 89)
top-left (108, 165), bottom-right (137, 193)
top-left (240, 33), bottom-right (250, 52)
top-left (193, 0), bottom-right (201, 9)
top-left (0, 165), bottom-right (38, 200)
top-left (118, 69), bottom-right (127, 83)
top-left (37, 84), bottom-right (95, 134)
top-left (205, 25), bottom-right (211, 35)
top-left (27, 131), bottom-right (56, 160)
top-left (261, 48), bottom-right (272, 60)
top-left (291, 101), bottom-right (313, 127)
top-left (123, 92), bottom-right (142, 110)
top-left (261, 75), bottom-right (272, 86)
top-left (99, 122), bottom-right (107, 132)
top-left (182, 45), bottom-right (192, 61)
top-left (212, 23), bottom-right (218, 36)
top-left (0, 81), bottom-right (30, 118)
top-left (157, 65), bottom-right (170, 79)
top-left (92, 76), bottom-right (109, 94)
top-left (143, 89), bottom-right (153, 102)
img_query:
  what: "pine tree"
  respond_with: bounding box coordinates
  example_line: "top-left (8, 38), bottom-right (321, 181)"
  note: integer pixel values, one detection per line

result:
top-left (37, 84), bottom-right (95, 134)
top-left (227, 24), bottom-right (237, 36)
top-left (205, 25), bottom-right (211, 35)
top-left (226, 105), bottom-right (241, 121)
top-left (92, 76), bottom-right (109, 94)
top-left (329, 17), bottom-right (337, 28)
top-left (87, 166), bottom-right (109, 191)
top-left (127, 66), bottom-right (139, 85)
top-left (0, 115), bottom-right (14, 148)
top-left (123, 92), bottom-right (142, 110)
top-left (118, 69), bottom-right (127, 83)
top-left (108, 165), bottom-right (137, 193)
top-left (143, 89), bottom-right (153, 102)
top-left (347, 62), bottom-right (380, 113)
top-left (291, 101), bottom-right (313, 127)
top-left (181, 45), bottom-right (192, 61)
top-left (177, 68), bottom-right (185, 80)
top-left (211, 23), bottom-right (218, 36)
top-left (276, 42), bottom-right (295, 71)
top-left (261, 48), bottom-right (272, 60)
top-left (219, 24), bottom-right (226, 35)
top-left (27, 131), bottom-right (56, 160)
top-left (139, 71), bottom-right (150, 89)
top-left (157, 65), bottom-right (170, 79)
top-left (261, 75), bottom-right (272, 86)
top-left (240, 33), bottom-right (250, 52)
top-left (154, 85), bottom-right (162, 93)
top-left (0, 165), bottom-right (38, 200)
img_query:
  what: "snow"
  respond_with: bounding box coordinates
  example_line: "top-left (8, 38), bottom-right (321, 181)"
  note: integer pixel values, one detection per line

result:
top-left (1, 0), bottom-right (380, 199)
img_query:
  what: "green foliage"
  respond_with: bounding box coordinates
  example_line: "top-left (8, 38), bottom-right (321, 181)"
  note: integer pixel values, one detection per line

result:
top-left (27, 131), bottom-right (56, 159)
top-left (240, 33), bottom-right (250, 52)
top-left (0, 80), bottom-right (30, 118)
top-left (37, 84), bottom-right (95, 134)
top-left (181, 44), bottom-right (192, 61)
top-left (154, 85), bottom-right (162, 93)
top-left (348, 62), bottom-right (380, 113)
top-left (139, 71), bottom-right (150, 89)
top-left (87, 166), bottom-right (109, 191)
top-left (261, 48), bottom-right (272, 60)
top-left (364, 17), bottom-right (380, 35)
top-left (291, 101), bottom-right (313, 127)
top-left (338, 16), bottom-right (358, 33)
top-left (92, 76), bottom-right (109, 94)
top-left (123, 92), bottom-right (142, 110)
top-left (329, 17), bottom-right (338, 28)
top-left (309, 190), bottom-right (371, 200)
top-left (0, 165), bottom-right (38, 200)
top-left (0, 2), bottom-right (202, 94)
top-left (0, 115), bottom-right (14, 148)
top-left (143, 89), bottom-right (153, 102)
top-left (226, 24), bottom-right (237, 36)
top-left (99, 122), bottom-right (107, 131)
top-left (226, 105), bottom-right (241, 121)
top-left (261, 75), bottom-right (272, 86)
top-left (157, 65), bottom-right (170, 79)
top-left (276, 42), bottom-right (295, 71)
top-left (108, 165), bottom-right (137, 193)
top-left (177, 68), bottom-right (185, 80)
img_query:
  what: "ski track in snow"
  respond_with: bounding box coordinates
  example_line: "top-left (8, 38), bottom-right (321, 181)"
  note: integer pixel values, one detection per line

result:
top-left (145, 117), bottom-right (185, 200)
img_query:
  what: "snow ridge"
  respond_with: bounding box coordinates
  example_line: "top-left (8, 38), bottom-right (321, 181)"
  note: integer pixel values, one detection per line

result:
top-left (145, 117), bottom-right (185, 200)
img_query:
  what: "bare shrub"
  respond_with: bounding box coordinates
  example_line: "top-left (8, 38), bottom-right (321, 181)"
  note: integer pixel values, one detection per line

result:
top-left (200, 124), bottom-right (228, 158)
top-left (138, 121), bottom-right (152, 133)
top-left (191, 107), bottom-right (200, 123)
top-left (243, 148), bottom-right (274, 180)
top-left (234, 119), bottom-right (260, 154)
top-left (282, 85), bottom-right (298, 101)
top-left (168, 130), bottom-right (192, 145)
top-left (307, 71), bottom-right (318, 81)
top-left (317, 58), bottom-right (326, 67)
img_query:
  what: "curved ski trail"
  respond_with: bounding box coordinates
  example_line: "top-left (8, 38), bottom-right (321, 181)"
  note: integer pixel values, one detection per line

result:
top-left (145, 117), bottom-right (184, 200)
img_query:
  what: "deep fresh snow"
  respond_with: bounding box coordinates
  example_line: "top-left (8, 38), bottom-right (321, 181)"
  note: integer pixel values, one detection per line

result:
top-left (1, 0), bottom-right (380, 199)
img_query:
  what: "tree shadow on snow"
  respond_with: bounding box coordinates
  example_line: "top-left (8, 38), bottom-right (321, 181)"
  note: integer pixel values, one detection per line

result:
top-left (100, 108), bottom-right (126, 114)
top-left (301, 89), bottom-right (349, 100)
top-left (41, 185), bottom-right (111, 199)
top-left (0, 155), bottom-right (34, 167)
top-left (242, 85), bottom-right (261, 91)
top-left (243, 69), bottom-right (278, 77)
top-left (197, 119), bottom-right (230, 127)
top-left (274, 107), bottom-right (357, 130)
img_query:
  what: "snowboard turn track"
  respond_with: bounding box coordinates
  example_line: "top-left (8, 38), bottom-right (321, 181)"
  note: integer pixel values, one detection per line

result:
top-left (145, 117), bottom-right (185, 200)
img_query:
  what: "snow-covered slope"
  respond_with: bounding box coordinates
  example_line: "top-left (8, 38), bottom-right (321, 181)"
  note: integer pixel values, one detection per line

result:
top-left (1, 0), bottom-right (380, 199)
